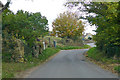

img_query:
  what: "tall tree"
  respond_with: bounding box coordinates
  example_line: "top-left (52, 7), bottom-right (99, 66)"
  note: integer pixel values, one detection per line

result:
top-left (65, 1), bottom-right (120, 57)
top-left (2, 9), bottom-right (49, 61)
top-left (0, 0), bottom-right (11, 14)
top-left (52, 11), bottom-right (84, 40)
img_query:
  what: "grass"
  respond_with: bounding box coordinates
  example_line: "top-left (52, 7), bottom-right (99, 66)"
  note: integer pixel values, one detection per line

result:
top-left (2, 45), bottom-right (90, 78)
top-left (2, 48), bottom-right (60, 78)
top-left (87, 47), bottom-right (120, 72)
top-left (87, 47), bottom-right (104, 61)
top-left (87, 47), bottom-right (120, 63)
top-left (114, 66), bottom-right (120, 73)
top-left (2, 62), bottom-right (36, 78)
top-left (57, 45), bottom-right (90, 50)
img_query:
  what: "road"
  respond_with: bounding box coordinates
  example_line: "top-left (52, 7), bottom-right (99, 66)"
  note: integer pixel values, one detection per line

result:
top-left (86, 43), bottom-right (96, 47)
top-left (27, 46), bottom-right (117, 78)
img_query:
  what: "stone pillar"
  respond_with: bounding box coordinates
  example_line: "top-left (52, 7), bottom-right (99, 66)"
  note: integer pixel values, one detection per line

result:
top-left (43, 41), bottom-right (45, 50)
top-left (53, 40), bottom-right (56, 48)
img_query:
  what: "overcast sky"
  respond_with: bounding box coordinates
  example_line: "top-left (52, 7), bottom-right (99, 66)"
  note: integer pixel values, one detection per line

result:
top-left (1, 0), bottom-right (96, 35)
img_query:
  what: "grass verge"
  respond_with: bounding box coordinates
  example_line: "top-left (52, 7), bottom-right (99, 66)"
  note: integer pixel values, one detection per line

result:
top-left (2, 48), bottom-right (60, 78)
top-left (114, 66), bottom-right (120, 73)
top-left (87, 47), bottom-right (120, 73)
top-left (57, 45), bottom-right (90, 50)
top-left (2, 45), bottom-right (90, 78)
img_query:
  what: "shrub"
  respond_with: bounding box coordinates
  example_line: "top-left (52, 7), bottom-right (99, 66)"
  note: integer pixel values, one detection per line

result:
top-left (114, 66), bottom-right (120, 73)
top-left (57, 45), bottom-right (90, 50)
top-left (87, 47), bottom-right (105, 61)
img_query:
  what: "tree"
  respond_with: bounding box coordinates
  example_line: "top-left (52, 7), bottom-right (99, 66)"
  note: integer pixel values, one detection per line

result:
top-left (85, 2), bottom-right (120, 57)
top-left (0, 0), bottom-right (11, 14)
top-left (2, 9), bottom-right (49, 61)
top-left (52, 11), bottom-right (84, 40)
top-left (0, 0), bottom-right (33, 14)
top-left (65, 2), bottom-right (120, 57)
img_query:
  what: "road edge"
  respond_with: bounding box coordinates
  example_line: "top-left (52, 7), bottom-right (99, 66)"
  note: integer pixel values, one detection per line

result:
top-left (83, 51), bottom-right (119, 77)
top-left (15, 50), bottom-right (61, 78)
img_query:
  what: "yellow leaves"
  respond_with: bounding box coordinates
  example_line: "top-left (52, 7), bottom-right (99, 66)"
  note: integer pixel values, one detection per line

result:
top-left (50, 33), bottom-right (55, 36)
top-left (52, 11), bottom-right (85, 38)
top-left (18, 57), bottom-right (24, 63)
top-left (61, 34), bottom-right (65, 37)
top-left (16, 34), bottom-right (18, 37)
top-left (22, 36), bottom-right (24, 39)
top-left (67, 30), bottom-right (70, 33)
top-left (70, 32), bottom-right (73, 35)
top-left (12, 35), bottom-right (15, 39)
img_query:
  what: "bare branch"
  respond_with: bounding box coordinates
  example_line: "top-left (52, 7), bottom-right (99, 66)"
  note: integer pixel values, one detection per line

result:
top-left (0, 0), bottom-right (11, 14)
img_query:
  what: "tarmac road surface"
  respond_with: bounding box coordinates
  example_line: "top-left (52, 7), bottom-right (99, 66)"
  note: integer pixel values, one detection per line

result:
top-left (27, 49), bottom-right (118, 78)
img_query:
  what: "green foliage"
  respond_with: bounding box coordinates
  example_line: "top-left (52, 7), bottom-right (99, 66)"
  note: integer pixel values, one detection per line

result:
top-left (87, 47), bottom-right (105, 61)
top-left (52, 11), bottom-right (84, 40)
top-left (57, 45), bottom-right (90, 50)
top-left (44, 36), bottom-right (84, 47)
top-left (114, 66), bottom-right (120, 73)
top-left (60, 38), bottom-right (84, 46)
top-left (2, 48), bottom-right (60, 78)
top-left (87, 47), bottom-right (120, 72)
top-left (87, 2), bottom-right (120, 57)
top-left (66, 2), bottom-right (120, 57)
top-left (2, 9), bottom-right (49, 62)
top-left (44, 36), bottom-right (62, 45)
top-left (44, 36), bottom-right (62, 42)
top-left (40, 48), bottom-right (60, 60)
top-left (87, 47), bottom-right (120, 64)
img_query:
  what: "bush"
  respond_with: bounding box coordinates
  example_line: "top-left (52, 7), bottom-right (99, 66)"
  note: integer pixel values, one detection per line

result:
top-left (2, 52), bottom-right (12, 62)
top-left (57, 45), bottom-right (90, 50)
top-left (2, 48), bottom-right (60, 78)
top-left (44, 36), bottom-right (84, 47)
top-left (38, 48), bottom-right (60, 61)
top-left (43, 36), bottom-right (62, 47)
top-left (87, 47), bottom-right (106, 61)
top-left (87, 47), bottom-right (120, 64)
top-left (114, 66), bottom-right (120, 73)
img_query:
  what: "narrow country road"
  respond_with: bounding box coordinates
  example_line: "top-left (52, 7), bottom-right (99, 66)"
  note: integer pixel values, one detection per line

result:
top-left (27, 45), bottom-right (118, 78)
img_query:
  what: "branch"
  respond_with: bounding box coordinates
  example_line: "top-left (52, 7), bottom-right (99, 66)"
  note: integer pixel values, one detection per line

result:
top-left (0, 0), bottom-right (11, 14)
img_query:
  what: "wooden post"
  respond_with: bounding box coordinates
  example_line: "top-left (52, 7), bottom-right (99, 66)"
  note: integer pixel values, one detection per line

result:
top-left (53, 40), bottom-right (56, 48)
top-left (49, 37), bottom-right (50, 47)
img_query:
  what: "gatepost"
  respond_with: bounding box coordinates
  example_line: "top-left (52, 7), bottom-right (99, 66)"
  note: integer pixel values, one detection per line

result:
top-left (53, 40), bottom-right (56, 48)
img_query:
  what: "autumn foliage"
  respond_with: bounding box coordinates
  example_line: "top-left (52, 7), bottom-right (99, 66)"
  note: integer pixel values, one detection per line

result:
top-left (52, 11), bottom-right (84, 40)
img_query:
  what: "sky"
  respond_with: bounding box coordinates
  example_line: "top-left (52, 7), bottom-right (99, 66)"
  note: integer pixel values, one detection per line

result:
top-left (1, 0), bottom-right (96, 35)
